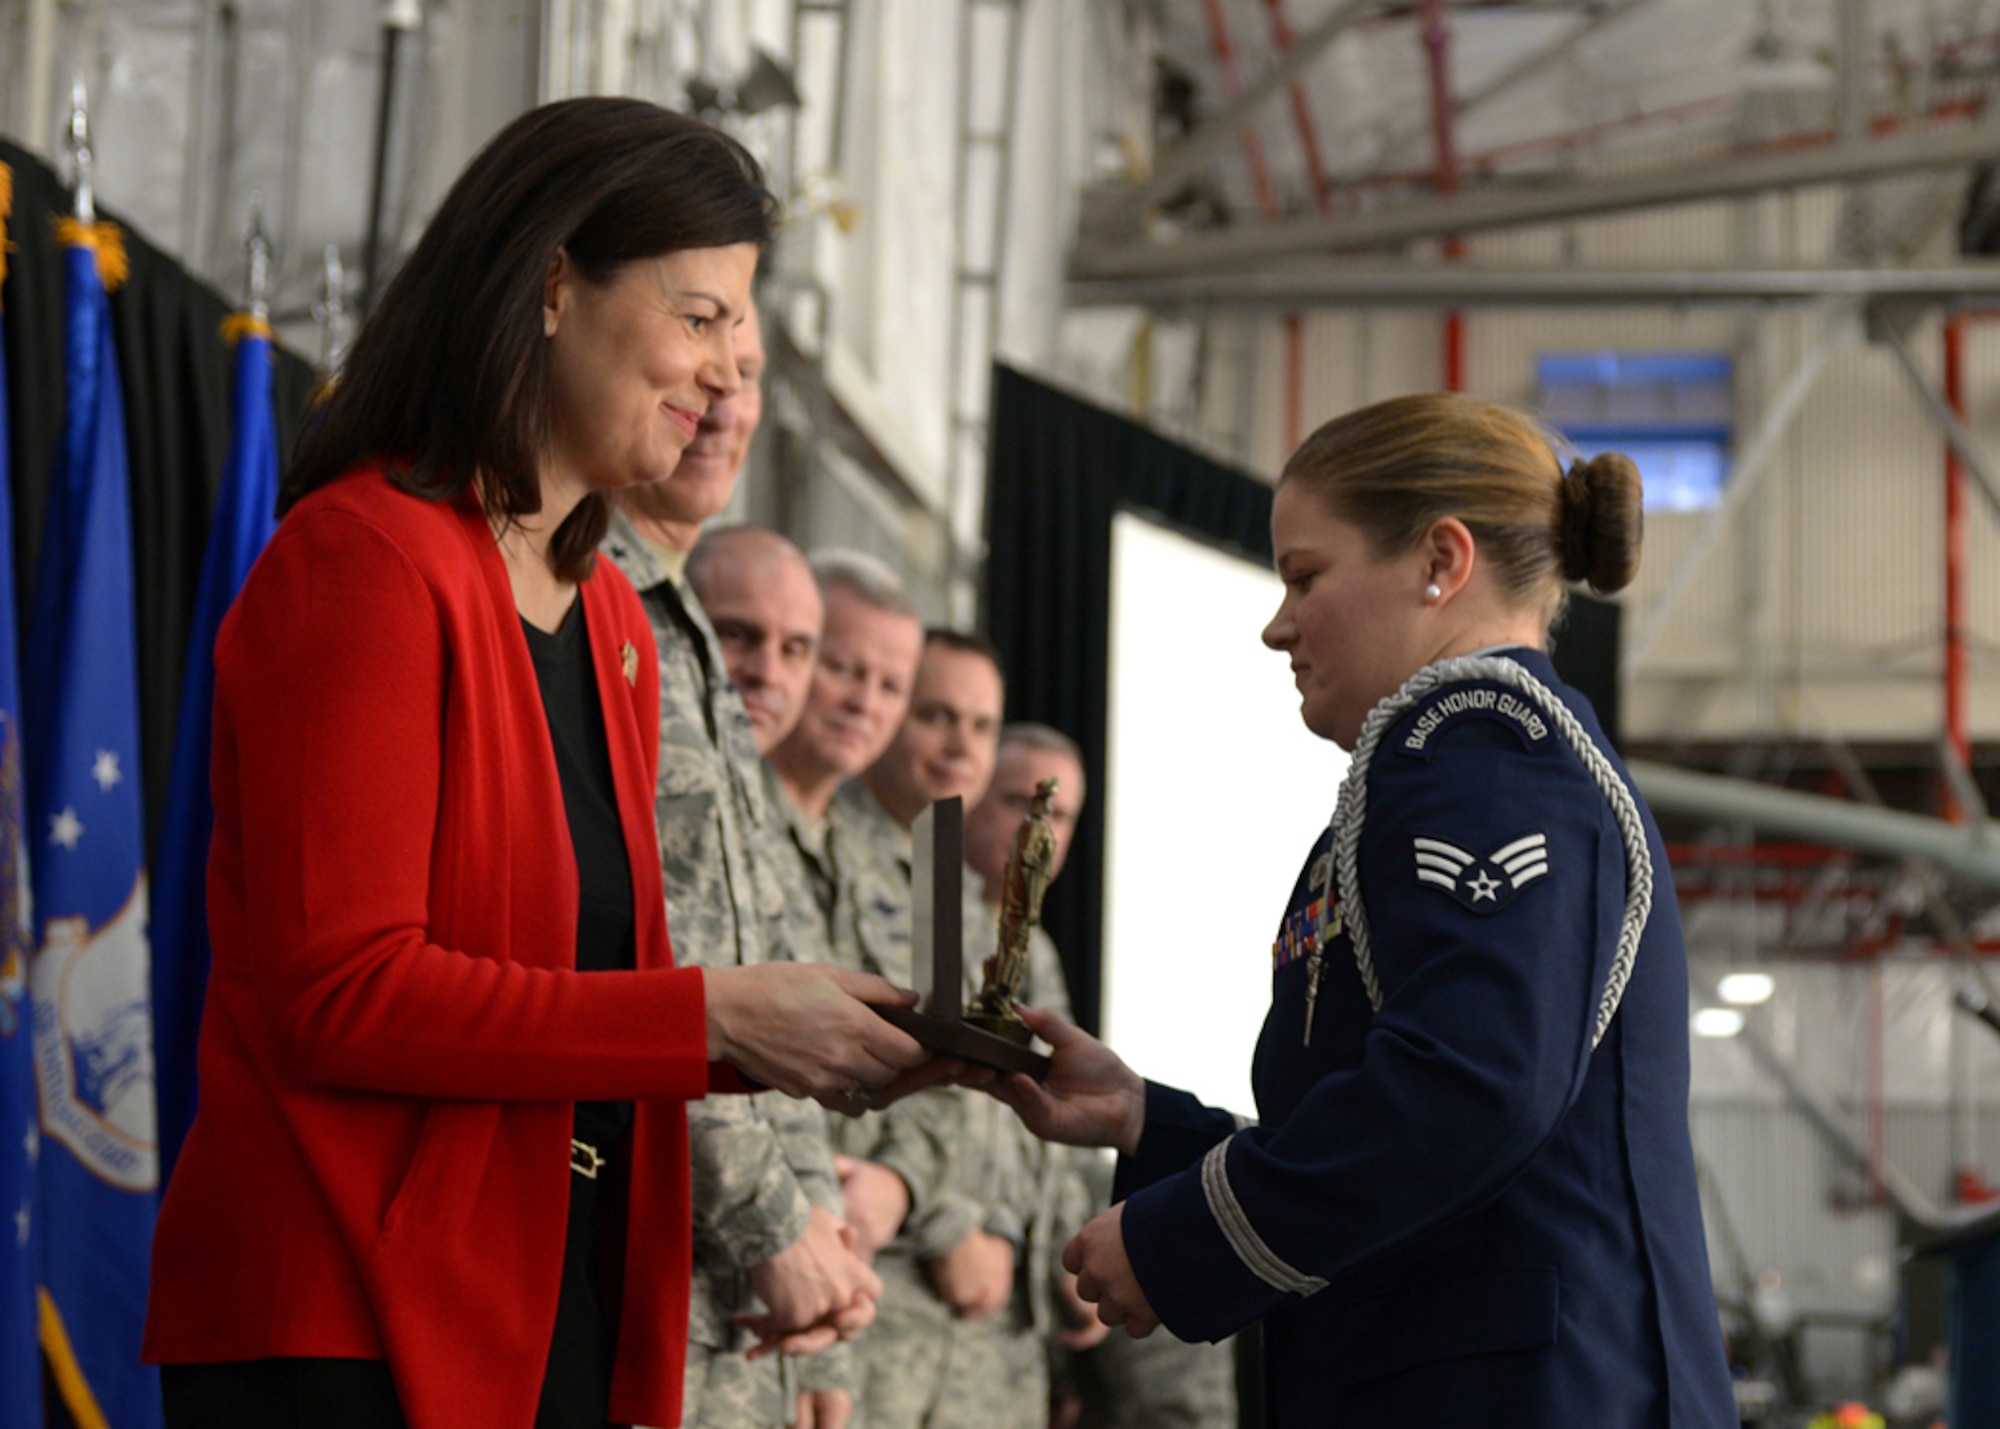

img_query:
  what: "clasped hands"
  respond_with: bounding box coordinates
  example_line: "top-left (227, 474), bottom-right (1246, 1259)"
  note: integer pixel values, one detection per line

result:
top-left (735, 1205), bottom-right (879, 1359)
top-left (736, 1206), bottom-right (871, 1429)
top-left (832, 1156), bottom-right (1012, 1321)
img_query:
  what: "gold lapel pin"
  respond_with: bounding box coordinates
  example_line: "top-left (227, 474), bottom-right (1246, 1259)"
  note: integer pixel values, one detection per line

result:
top-left (620, 640), bottom-right (639, 687)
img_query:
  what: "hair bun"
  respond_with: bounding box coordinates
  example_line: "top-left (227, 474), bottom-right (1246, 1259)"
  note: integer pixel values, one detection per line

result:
top-left (1558, 453), bottom-right (1643, 595)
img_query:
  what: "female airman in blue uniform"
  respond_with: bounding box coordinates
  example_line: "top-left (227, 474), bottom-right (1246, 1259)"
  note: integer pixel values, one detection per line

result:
top-left (992, 393), bottom-right (1737, 1427)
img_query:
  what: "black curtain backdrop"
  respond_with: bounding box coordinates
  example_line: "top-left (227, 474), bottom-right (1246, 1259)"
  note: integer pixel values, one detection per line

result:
top-left (982, 365), bottom-right (1275, 1037)
top-left (981, 363), bottom-right (1622, 1037)
top-left (1, 140), bottom-right (320, 868)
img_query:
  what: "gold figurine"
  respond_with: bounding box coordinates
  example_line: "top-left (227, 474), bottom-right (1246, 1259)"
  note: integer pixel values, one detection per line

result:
top-left (964, 777), bottom-right (1059, 1045)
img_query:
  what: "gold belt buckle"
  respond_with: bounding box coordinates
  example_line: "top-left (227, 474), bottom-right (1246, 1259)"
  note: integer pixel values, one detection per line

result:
top-left (570, 1137), bottom-right (604, 1179)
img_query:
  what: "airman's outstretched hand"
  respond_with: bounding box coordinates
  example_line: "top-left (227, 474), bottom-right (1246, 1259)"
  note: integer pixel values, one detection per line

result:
top-left (982, 1005), bottom-right (1146, 1157)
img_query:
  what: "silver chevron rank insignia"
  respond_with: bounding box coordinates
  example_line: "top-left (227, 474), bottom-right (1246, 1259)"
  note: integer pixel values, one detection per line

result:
top-left (1412, 832), bottom-right (1549, 914)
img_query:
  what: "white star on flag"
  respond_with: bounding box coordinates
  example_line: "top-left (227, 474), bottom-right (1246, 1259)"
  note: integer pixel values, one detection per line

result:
top-left (91, 748), bottom-right (123, 791)
top-left (23, 1122), bottom-right (36, 1163)
top-left (12, 1201), bottom-right (26, 1249)
top-left (50, 807), bottom-right (84, 850)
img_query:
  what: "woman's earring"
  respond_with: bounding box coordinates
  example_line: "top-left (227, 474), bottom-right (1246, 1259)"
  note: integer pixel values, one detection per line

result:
top-left (1424, 582), bottom-right (1443, 603)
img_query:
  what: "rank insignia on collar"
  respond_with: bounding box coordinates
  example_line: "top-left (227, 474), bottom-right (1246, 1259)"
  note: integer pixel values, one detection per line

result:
top-left (620, 640), bottom-right (639, 686)
top-left (1413, 832), bottom-right (1548, 914)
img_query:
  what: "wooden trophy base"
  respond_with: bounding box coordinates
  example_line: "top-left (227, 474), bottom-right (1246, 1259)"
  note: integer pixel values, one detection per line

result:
top-left (877, 1004), bottom-right (1052, 1079)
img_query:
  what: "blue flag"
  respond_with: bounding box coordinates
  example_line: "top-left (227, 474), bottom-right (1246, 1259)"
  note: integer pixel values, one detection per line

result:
top-left (0, 163), bottom-right (45, 1429)
top-left (152, 314), bottom-right (279, 1182)
top-left (25, 226), bottom-right (163, 1429)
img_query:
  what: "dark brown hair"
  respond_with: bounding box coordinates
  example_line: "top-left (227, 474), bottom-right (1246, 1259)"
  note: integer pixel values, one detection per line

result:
top-left (281, 98), bottom-right (778, 581)
top-left (1280, 392), bottom-right (1643, 623)
top-left (924, 626), bottom-right (1006, 686)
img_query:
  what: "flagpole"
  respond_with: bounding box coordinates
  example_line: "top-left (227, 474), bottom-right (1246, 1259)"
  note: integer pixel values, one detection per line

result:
top-left (244, 193), bottom-right (270, 324)
top-left (29, 70), bottom-right (167, 1429)
top-left (314, 245), bottom-right (350, 377)
top-left (64, 72), bottom-right (93, 225)
top-left (153, 199), bottom-right (284, 1190)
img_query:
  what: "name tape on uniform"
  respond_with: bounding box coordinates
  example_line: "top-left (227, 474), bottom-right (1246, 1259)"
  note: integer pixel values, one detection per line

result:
top-left (1400, 685), bottom-right (1550, 756)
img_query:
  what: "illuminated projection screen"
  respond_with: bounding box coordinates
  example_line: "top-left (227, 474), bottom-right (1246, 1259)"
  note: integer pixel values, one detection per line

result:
top-left (1102, 511), bottom-right (1348, 1118)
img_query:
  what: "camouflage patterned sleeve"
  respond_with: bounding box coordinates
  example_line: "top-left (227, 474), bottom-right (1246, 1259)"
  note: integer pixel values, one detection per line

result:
top-left (768, 1084), bottom-right (842, 1214)
top-left (905, 1186), bottom-right (987, 1260)
top-left (835, 1087), bottom-right (963, 1231)
top-left (687, 1099), bottom-right (815, 1269)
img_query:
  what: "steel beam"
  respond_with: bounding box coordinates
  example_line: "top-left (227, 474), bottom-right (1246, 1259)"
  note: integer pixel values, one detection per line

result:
top-left (1076, 118), bottom-right (2000, 277)
top-left (1631, 760), bottom-right (2000, 889)
top-left (1066, 262), bottom-right (2000, 309)
top-left (1696, 965), bottom-right (1953, 1229)
top-left (1371, 0), bottom-right (1657, 174)
top-left (1108, 0), bottom-right (1375, 223)
top-left (1875, 311), bottom-right (2000, 530)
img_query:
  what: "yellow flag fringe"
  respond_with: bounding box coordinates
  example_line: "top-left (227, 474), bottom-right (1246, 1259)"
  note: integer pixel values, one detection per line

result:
top-left (220, 310), bottom-right (273, 345)
top-left (0, 161), bottom-right (13, 295)
top-left (38, 1289), bottom-right (112, 1429)
top-left (51, 215), bottom-right (129, 293)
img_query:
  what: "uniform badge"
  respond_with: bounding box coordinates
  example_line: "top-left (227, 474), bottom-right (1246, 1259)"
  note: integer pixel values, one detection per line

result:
top-left (620, 640), bottom-right (639, 686)
top-left (1413, 831), bottom-right (1548, 914)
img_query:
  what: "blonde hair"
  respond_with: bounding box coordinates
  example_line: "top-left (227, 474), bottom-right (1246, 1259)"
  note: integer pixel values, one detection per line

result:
top-left (1281, 392), bottom-right (1643, 622)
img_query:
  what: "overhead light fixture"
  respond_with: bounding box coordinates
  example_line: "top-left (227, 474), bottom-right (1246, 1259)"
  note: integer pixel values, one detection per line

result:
top-left (1693, 1008), bottom-right (1746, 1039)
top-left (1719, 973), bottom-right (1776, 1006)
top-left (686, 47), bottom-right (803, 119)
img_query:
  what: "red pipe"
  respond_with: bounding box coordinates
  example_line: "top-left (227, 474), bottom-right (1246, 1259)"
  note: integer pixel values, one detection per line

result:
top-left (1869, 959), bottom-right (1887, 1204)
top-left (1944, 314), bottom-right (1969, 821)
top-left (1200, 0), bottom-right (1280, 220)
top-left (1262, 0), bottom-right (1333, 214)
top-left (1423, 0), bottom-right (1466, 390)
top-left (1201, 0), bottom-right (1305, 453)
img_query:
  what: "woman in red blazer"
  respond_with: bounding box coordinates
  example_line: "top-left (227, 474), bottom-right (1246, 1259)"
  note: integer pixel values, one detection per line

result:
top-left (143, 100), bottom-right (926, 1429)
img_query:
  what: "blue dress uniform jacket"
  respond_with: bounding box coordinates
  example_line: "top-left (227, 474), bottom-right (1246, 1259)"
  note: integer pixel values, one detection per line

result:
top-left (1114, 648), bottom-right (1734, 1428)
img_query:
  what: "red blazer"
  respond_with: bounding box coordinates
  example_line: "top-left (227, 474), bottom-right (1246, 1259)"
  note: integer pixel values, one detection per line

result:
top-left (145, 467), bottom-right (735, 1428)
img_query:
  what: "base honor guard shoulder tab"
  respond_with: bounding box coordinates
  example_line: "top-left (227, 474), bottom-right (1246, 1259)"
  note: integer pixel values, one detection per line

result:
top-left (1395, 680), bottom-right (1554, 761)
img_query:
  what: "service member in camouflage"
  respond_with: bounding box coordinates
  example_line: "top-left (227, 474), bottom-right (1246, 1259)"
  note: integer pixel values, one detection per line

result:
top-left (966, 734), bottom-right (1238, 1429)
top-left (605, 308), bottom-right (876, 1429)
top-left (1060, 1156), bottom-right (1239, 1429)
top-left (855, 724), bottom-right (1095, 1429)
top-left (759, 556), bottom-right (959, 1275)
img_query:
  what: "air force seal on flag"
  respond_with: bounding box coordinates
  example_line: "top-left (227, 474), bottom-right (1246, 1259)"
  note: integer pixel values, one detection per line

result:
top-left (1413, 831), bottom-right (1550, 914)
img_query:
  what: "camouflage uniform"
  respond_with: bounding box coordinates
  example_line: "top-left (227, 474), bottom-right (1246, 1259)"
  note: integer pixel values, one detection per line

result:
top-left (845, 878), bottom-right (1090, 1429)
top-left (757, 770), bottom-right (961, 1244)
top-left (602, 513), bottom-right (850, 1426)
top-left (811, 787), bottom-right (1089, 1429)
top-left (1063, 1154), bottom-right (1239, 1429)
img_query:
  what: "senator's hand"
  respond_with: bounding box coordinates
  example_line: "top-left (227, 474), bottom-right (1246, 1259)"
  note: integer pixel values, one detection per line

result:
top-left (790, 1388), bottom-right (853, 1429)
top-left (832, 1155), bottom-right (909, 1262)
top-left (927, 1230), bottom-right (1015, 1321)
top-left (1063, 1203), bottom-right (1158, 1338)
top-left (825, 1056), bottom-right (970, 1117)
top-left (742, 1205), bottom-right (882, 1346)
top-left (985, 1005), bottom-right (1146, 1156)
top-left (706, 963), bottom-right (925, 1101)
